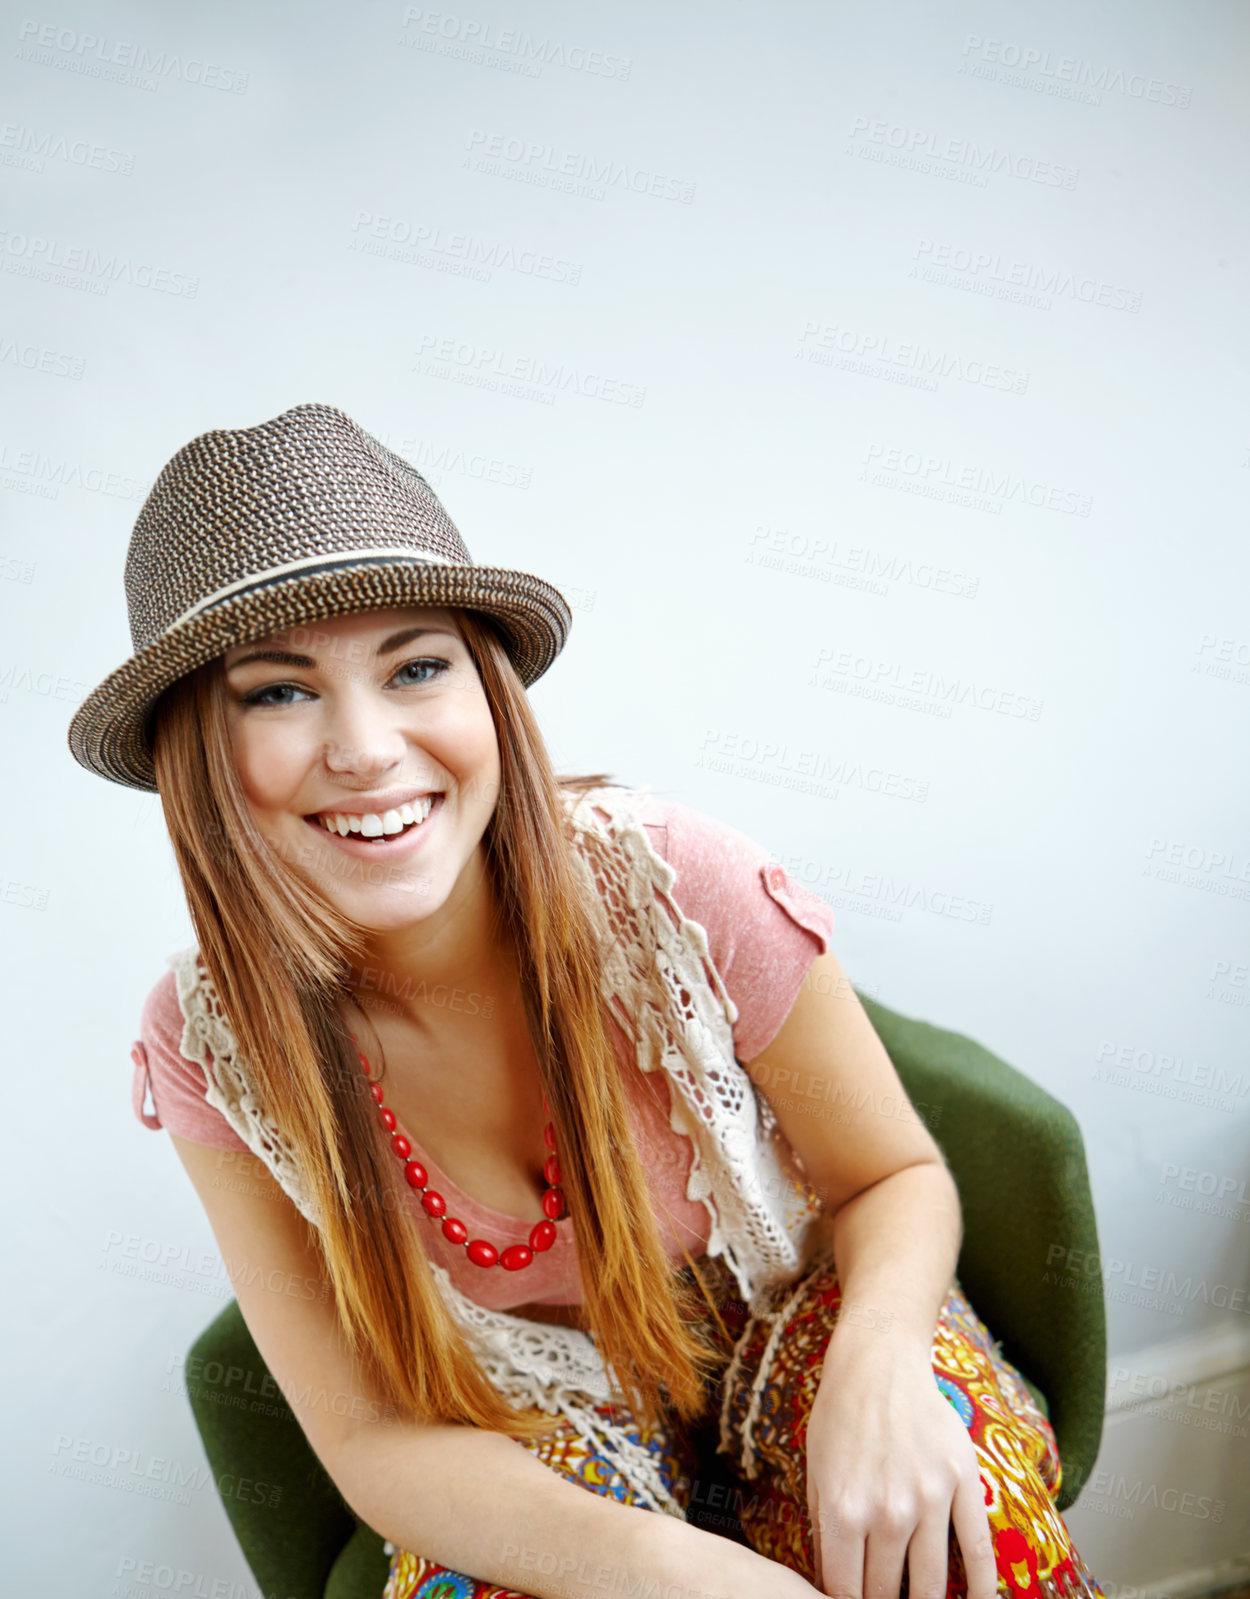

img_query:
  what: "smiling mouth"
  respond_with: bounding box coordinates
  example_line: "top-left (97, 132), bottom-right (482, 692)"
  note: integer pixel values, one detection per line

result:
top-left (303, 794), bottom-right (441, 845)
top-left (335, 816), bottom-right (422, 845)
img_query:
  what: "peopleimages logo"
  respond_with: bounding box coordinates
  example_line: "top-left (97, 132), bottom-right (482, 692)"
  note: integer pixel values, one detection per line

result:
top-left (911, 239), bottom-right (1143, 314)
top-left (796, 320), bottom-right (1029, 395)
top-left (1092, 1039), bottom-right (1249, 1111)
top-left (14, 20), bottom-right (249, 92)
top-left (464, 129), bottom-right (695, 203)
top-left (960, 35), bottom-right (1192, 108)
top-left (861, 442), bottom-right (1093, 517)
top-left (846, 115), bottom-right (1079, 189)
top-left (810, 648), bottom-right (1044, 723)
top-left (0, 444), bottom-right (149, 499)
top-left (414, 332), bottom-right (645, 408)
top-left (0, 336), bottom-right (85, 379)
top-left (400, 9), bottom-right (632, 80)
top-left (1082, 1471), bottom-right (1223, 1522)
top-left (349, 210), bottom-right (583, 286)
top-left (1045, 1243), bottom-right (1250, 1316)
top-left (0, 230), bottom-right (198, 297)
top-left (0, 120), bottom-right (134, 174)
top-left (745, 527), bottom-right (980, 601)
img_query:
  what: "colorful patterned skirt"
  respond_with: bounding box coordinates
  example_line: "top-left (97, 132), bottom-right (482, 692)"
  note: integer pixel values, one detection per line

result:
top-left (383, 1248), bottom-right (1105, 1599)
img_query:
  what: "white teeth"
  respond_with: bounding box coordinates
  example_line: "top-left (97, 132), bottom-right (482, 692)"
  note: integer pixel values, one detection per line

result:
top-left (317, 796), bottom-right (435, 838)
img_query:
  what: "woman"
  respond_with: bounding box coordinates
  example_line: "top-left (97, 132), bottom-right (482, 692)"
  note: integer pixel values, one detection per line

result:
top-left (69, 403), bottom-right (1104, 1599)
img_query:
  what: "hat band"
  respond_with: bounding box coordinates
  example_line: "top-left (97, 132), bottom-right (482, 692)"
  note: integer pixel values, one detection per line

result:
top-left (167, 546), bottom-right (458, 631)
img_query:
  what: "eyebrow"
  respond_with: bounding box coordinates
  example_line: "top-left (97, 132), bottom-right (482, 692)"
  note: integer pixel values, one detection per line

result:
top-left (225, 625), bottom-right (457, 671)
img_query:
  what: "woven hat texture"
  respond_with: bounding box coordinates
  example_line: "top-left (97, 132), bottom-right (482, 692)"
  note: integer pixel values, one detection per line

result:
top-left (66, 402), bottom-right (571, 792)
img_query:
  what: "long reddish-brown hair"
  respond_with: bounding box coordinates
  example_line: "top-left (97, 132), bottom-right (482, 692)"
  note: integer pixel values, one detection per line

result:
top-left (149, 605), bottom-right (727, 1439)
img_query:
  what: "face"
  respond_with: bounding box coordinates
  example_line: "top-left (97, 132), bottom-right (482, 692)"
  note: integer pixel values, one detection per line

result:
top-left (221, 606), bottom-right (501, 933)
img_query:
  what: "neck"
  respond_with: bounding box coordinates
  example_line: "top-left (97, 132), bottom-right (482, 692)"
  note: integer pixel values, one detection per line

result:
top-left (340, 847), bottom-right (524, 1037)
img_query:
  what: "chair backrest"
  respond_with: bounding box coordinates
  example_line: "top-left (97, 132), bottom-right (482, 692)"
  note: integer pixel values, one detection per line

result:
top-left (184, 992), bottom-right (1106, 1594)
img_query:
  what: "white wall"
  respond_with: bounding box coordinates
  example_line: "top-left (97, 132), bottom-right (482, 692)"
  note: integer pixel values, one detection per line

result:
top-left (3, 0), bottom-right (1248, 1591)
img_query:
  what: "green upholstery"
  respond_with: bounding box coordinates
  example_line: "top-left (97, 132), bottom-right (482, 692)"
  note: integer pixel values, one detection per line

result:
top-left (183, 1301), bottom-right (389, 1598)
top-left (185, 992), bottom-right (1105, 1595)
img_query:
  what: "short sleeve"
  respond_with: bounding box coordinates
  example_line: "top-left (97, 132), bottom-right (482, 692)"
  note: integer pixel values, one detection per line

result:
top-left (638, 796), bottom-right (836, 1063)
top-left (131, 970), bottom-right (250, 1151)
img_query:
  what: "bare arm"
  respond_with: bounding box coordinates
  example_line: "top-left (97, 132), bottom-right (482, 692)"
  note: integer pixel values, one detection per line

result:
top-left (740, 952), bottom-right (997, 1598)
top-left (334, 1416), bottom-right (824, 1596)
top-left (167, 1134), bottom-right (819, 1598)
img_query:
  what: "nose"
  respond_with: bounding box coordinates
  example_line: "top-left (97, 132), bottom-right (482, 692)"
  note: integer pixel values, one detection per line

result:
top-left (320, 678), bottom-right (411, 779)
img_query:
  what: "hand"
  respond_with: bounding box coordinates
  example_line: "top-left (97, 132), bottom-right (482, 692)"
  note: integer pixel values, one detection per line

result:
top-left (633, 1511), bottom-right (828, 1599)
top-left (805, 1340), bottom-right (997, 1599)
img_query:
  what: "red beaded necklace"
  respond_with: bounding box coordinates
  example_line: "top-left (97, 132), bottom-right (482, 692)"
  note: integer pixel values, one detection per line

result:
top-left (350, 1031), bottom-right (566, 1272)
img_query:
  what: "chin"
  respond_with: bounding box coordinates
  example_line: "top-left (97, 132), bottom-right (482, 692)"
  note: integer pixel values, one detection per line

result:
top-left (337, 877), bottom-right (444, 920)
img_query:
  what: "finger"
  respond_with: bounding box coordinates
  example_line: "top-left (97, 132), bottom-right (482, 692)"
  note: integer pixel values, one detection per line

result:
top-left (861, 1514), bottom-right (911, 1599)
top-left (817, 1511), bottom-right (866, 1599)
top-left (951, 1468), bottom-right (998, 1599)
top-left (808, 1491), bottom-right (823, 1586)
top-left (904, 1507), bottom-right (952, 1599)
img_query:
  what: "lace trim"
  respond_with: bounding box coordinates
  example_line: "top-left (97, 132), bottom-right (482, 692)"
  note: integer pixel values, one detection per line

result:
top-left (169, 945), bottom-right (321, 1227)
top-left (163, 782), bottom-right (822, 1511)
top-left (434, 1258), bottom-right (685, 1515)
top-left (564, 784), bottom-right (822, 1303)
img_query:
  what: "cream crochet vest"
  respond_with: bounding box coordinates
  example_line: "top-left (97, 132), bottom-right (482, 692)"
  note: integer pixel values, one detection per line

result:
top-left (166, 783), bottom-right (828, 1517)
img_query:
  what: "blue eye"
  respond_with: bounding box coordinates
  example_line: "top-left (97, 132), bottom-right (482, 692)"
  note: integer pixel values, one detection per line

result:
top-left (394, 657), bottom-right (449, 687)
top-left (242, 682), bottom-right (310, 708)
top-left (239, 658), bottom-right (449, 708)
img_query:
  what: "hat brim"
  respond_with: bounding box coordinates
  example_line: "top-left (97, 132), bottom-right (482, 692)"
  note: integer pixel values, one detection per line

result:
top-left (67, 559), bottom-right (572, 792)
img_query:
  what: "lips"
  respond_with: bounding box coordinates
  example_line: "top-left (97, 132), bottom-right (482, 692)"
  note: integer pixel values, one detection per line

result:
top-left (310, 792), bottom-right (438, 833)
top-left (303, 793), bottom-right (443, 860)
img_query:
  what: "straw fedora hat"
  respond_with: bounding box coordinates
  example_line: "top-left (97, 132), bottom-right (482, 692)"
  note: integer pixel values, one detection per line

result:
top-left (66, 402), bottom-right (572, 792)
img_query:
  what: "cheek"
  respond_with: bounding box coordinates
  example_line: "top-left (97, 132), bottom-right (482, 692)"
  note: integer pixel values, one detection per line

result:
top-left (440, 700), bottom-right (500, 804)
top-left (432, 684), bottom-right (498, 762)
top-left (230, 720), bottom-right (304, 813)
top-left (469, 704), bottom-right (501, 775)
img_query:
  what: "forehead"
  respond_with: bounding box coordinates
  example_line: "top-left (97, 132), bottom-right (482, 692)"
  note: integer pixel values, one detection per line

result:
top-left (224, 606), bottom-right (461, 659)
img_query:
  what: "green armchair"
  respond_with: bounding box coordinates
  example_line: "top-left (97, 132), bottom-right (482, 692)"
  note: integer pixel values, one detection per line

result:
top-left (183, 992), bottom-right (1106, 1598)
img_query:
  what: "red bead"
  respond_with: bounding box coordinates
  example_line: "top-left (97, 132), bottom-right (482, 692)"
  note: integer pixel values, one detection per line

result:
top-left (543, 1154), bottom-right (561, 1186)
top-left (466, 1239), bottom-right (498, 1268)
top-left (379, 1108), bottom-right (397, 1132)
top-left (500, 1244), bottom-right (533, 1271)
top-left (422, 1190), bottom-right (446, 1218)
top-left (541, 1188), bottom-right (564, 1220)
top-left (543, 1122), bottom-right (556, 1151)
top-left (392, 1134), bottom-right (411, 1159)
top-left (441, 1216), bottom-right (468, 1245)
top-left (529, 1220), bottom-right (556, 1252)
top-left (403, 1160), bottom-right (428, 1190)
top-left (370, 1082), bottom-right (384, 1104)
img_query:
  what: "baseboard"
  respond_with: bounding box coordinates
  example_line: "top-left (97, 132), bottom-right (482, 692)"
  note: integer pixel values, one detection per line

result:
top-left (1130, 1553), bottom-right (1250, 1599)
top-left (1062, 1321), bottom-right (1250, 1590)
top-left (1105, 1320), bottom-right (1250, 1419)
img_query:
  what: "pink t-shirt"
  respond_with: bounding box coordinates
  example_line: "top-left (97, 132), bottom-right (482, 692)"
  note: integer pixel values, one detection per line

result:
top-left (130, 792), bottom-right (834, 1310)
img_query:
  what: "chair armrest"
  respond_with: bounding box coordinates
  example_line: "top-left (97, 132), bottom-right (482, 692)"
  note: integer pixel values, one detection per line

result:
top-left (325, 1521), bottom-right (392, 1599)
